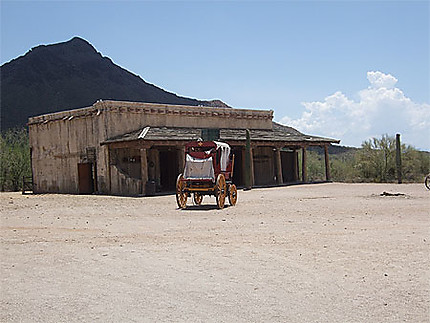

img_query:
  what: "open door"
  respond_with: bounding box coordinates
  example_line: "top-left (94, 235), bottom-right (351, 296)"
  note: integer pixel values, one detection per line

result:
top-left (78, 163), bottom-right (94, 194)
top-left (281, 151), bottom-right (298, 182)
top-left (231, 147), bottom-right (243, 187)
top-left (159, 150), bottom-right (178, 191)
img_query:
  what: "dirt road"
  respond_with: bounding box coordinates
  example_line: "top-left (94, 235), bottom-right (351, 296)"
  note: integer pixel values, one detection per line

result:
top-left (1, 183), bottom-right (429, 322)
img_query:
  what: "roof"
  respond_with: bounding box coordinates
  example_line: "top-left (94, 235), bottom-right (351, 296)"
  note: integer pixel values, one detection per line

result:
top-left (28, 100), bottom-right (273, 126)
top-left (101, 122), bottom-right (340, 146)
top-left (221, 122), bottom-right (338, 143)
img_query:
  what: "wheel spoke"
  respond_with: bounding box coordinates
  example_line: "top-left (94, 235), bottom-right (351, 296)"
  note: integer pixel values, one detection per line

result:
top-left (228, 184), bottom-right (237, 206)
top-left (176, 174), bottom-right (187, 209)
top-left (216, 174), bottom-right (226, 209)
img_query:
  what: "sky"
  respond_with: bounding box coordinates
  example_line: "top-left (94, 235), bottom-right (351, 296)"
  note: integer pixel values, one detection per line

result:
top-left (1, 1), bottom-right (429, 150)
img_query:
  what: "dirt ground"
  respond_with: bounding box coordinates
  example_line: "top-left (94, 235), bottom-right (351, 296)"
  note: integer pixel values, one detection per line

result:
top-left (1, 183), bottom-right (429, 322)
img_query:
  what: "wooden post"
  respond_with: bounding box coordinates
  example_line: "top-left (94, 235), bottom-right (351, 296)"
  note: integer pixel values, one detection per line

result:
top-left (242, 146), bottom-right (246, 185)
top-left (295, 149), bottom-right (299, 181)
top-left (324, 145), bottom-right (331, 181)
top-left (147, 149), bottom-right (155, 180)
top-left (140, 148), bottom-right (148, 195)
top-left (178, 146), bottom-right (185, 175)
top-left (106, 146), bottom-right (112, 194)
top-left (250, 147), bottom-right (255, 187)
top-left (244, 129), bottom-right (252, 190)
top-left (154, 149), bottom-right (160, 188)
top-left (302, 146), bottom-right (307, 182)
top-left (275, 148), bottom-right (283, 184)
top-left (396, 134), bottom-right (402, 184)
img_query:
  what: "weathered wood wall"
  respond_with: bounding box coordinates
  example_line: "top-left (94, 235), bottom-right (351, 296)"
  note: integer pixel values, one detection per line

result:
top-left (28, 101), bottom-right (273, 195)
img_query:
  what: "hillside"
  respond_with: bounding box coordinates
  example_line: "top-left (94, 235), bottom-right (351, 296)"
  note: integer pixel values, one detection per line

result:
top-left (0, 37), bottom-right (229, 131)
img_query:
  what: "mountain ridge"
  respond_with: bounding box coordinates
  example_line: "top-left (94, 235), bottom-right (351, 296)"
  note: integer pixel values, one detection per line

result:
top-left (0, 37), bottom-right (230, 131)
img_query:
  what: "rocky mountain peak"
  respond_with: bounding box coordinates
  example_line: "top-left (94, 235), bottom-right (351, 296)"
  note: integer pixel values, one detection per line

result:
top-left (1, 37), bottom-right (230, 130)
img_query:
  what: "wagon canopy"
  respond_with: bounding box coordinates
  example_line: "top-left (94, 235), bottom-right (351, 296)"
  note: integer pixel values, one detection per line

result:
top-left (183, 141), bottom-right (231, 181)
top-left (214, 141), bottom-right (231, 171)
top-left (184, 155), bottom-right (215, 180)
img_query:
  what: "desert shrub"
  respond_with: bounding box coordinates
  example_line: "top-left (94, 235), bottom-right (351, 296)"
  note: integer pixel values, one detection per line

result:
top-left (306, 149), bottom-right (326, 182)
top-left (0, 128), bottom-right (31, 191)
top-left (353, 134), bottom-right (428, 183)
top-left (330, 153), bottom-right (360, 182)
top-left (305, 134), bottom-right (429, 183)
top-left (401, 145), bottom-right (430, 182)
top-left (356, 135), bottom-right (396, 182)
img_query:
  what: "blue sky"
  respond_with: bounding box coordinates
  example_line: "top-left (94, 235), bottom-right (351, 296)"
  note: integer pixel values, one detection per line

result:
top-left (1, 1), bottom-right (429, 149)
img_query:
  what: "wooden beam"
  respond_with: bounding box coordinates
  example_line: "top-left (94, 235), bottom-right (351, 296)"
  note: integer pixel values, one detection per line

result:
top-left (275, 148), bottom-right (283, 184)
top-left (302, 147), bottom-right (307, 182)
top-left (244, 129), bottom-right (252, 189)
top-left (105, 139), bottom-right (316, 150)
top-left (106, 146), bottom-right (112, 193)
top-left (250, 147), bottom-right (255, 187)
top-left (396, 134), bottom-right (402, 184)
top-left (178, 146), bottom-right (185, 175)
top-left (140, 148), bottom-right (148, 195)
top-left (324, 145), bottom-right (331, 181)
top-left (294, 149), bottom-right (299, 181)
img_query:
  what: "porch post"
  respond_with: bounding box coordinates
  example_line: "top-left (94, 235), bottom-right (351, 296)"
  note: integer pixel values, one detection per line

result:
top-left (154, 149), bottom-right (160, 188)
top-left (106, 146), bottom-right (112, 194)
top-left (140, 148), bottom-right (148, 195)
top-left (295, 149), bottom-right (299, 181)
top-left (178, 146), bottom-right (185, 175)
top-left (302, 146), bottom-right (307, 182)
top-left (250, 147), bottom-right (255, 187)
top-left (244, 129), bottom-right (253, 189)
top-left (324, 145), bottom-right (331, 181)
top-left (275, 148), bottom-right (283, 184)
top-left (396, 134), bottom-right (402, 184)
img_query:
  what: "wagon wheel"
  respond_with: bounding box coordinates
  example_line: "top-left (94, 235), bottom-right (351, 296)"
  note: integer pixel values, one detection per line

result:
top-left (193, 193), bottom-right (203, 205)
top-left (215, 174), bottom-right (226, 209)
top-left (228, 184), bottom-right (238, 206)
top-left (425, 174), bottom-right (430, 190)
top-left (176, 174), bottom-right (187, 209)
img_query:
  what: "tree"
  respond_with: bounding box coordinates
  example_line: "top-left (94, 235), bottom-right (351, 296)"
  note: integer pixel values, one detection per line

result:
top-left (356, 135), bottom-right (396, 182)
top-left (0, 128), bottom-right (31, 191)
top-left (356, 134), bottom-right (429, 183)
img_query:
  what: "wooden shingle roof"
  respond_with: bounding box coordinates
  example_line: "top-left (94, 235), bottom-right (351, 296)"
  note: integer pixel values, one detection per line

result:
top-left (102, 122), bottom-right (339, 146)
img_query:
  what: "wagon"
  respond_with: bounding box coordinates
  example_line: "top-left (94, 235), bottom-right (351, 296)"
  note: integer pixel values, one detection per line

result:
top-left (176, 140), bottom-right (237, 209)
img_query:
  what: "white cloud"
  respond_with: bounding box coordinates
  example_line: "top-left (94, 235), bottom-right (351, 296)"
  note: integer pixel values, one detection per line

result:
top-left (280, 71), bottom-right (430, 150)
top-left (367, 70), bottom-right (398, 89)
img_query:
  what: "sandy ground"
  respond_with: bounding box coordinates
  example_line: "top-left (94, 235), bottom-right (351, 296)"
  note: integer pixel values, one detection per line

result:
top-left (0, 183), bottom-right (429, 322)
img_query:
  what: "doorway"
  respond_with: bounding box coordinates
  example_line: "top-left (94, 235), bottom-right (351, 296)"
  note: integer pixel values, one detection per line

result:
top-left (281, 151), bottom-right (298, 182)
top-left (231, 147), bottom-right (243, 187)
top-left (159, 150), bottom-right (178, 191)
top-left (253, 147), bottom-right (276, 186)
top-left (78, 163), bottom-right (94, 194)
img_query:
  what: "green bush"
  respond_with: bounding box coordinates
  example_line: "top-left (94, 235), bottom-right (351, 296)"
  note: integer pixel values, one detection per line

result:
top-left (306, 150), bottom-right (325, 182)
top-left (330, 153), bottom-right (360, 182)
top-left (356, 135), bottom-right (397, 182)
top-left (0, 128), bottom-right (31, 191)
top-left (304, 134), bottom-right (429, 183)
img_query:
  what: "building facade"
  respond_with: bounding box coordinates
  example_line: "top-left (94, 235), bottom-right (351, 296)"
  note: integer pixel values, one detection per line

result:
top-left (28, 100), bottom-right (339, 196)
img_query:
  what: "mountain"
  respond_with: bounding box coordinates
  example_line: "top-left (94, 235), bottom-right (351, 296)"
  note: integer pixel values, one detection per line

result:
top-left (0, 37), bottom-right (230, 131)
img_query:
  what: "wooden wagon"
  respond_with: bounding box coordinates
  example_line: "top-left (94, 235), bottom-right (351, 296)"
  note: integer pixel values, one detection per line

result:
top-left (176, 140), bottom-right (237, 209)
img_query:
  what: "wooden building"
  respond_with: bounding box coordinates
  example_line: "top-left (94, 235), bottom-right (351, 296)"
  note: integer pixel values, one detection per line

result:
top-left (28, 100), bottom-right (339, 196)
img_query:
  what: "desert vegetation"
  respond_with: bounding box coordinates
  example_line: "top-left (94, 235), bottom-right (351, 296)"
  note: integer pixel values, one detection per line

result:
top-left (0, 128), bottom-right (31, 191)
top-left (307, 134), bottom-right (429, 183)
